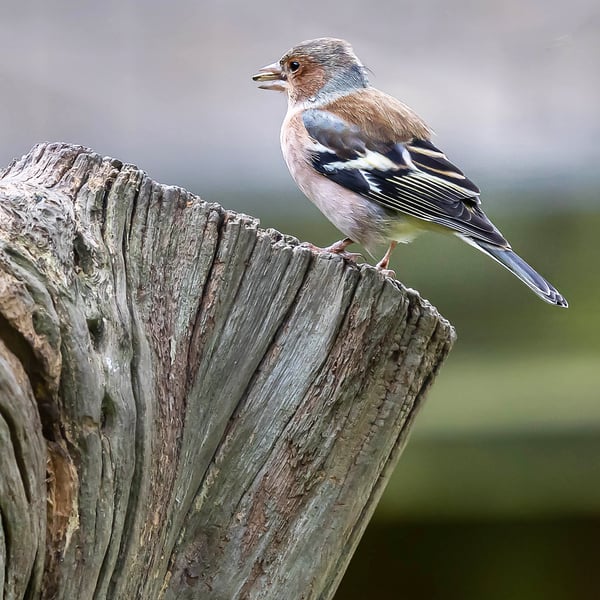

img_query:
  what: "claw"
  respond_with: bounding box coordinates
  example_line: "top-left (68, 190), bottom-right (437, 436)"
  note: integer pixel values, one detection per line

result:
top-left (377, 267), bottom-right (397, 279)
top-left (300, 238), bottom-right (362, 263)
top-left (337, 251), bottom-right (363, 262)
top-left (324, 238), bottom-right (354, 254)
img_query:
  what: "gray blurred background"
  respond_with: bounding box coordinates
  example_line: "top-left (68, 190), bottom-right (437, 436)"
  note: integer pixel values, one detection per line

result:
top-left (1, 1), bottom-right (599, 598)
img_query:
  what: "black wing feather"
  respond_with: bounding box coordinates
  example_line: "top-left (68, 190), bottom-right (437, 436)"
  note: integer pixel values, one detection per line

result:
top-left (303, 108), bottom-right (506, 246)
top-left (406, 139), bottom-right (480, 195)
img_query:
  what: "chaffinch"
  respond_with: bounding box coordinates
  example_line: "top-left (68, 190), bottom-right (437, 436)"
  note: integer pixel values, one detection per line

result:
top-left (252, 37), bottom-right (567, 307)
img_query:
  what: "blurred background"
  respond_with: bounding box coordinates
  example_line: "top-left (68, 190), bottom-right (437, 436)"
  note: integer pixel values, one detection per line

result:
top-left (1, 1), bottom-right (598, 598)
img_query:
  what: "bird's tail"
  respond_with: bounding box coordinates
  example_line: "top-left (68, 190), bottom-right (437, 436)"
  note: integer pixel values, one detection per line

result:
top-left (464, 238), bottom-right (568, 307)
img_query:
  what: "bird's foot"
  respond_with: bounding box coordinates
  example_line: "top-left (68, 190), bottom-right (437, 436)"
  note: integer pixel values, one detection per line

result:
top-left (301, 238), bottom-right (362, 262)
top-left (377, 267), bottom-right (397, 279)
top-left (375, 242), bottom-right (398, 279)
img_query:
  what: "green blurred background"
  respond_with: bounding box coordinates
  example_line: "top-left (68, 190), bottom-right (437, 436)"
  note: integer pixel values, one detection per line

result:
top-left (1, 1), bottom-right (598, 598)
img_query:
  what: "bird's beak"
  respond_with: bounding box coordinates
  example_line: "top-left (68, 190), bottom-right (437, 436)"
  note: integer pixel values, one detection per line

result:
top-left (252, 62), bottom-right (287, 92)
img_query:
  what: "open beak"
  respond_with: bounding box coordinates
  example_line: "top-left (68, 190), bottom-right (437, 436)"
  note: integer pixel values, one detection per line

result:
top-left (252, 62), bottom-right (287, 92)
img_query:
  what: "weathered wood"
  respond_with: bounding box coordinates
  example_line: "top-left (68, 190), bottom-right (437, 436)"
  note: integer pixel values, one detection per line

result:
top-left (0, 142), bottom-right (455, 599)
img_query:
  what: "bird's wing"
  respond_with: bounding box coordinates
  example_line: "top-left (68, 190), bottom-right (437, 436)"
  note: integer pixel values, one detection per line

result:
top-left (302, 108), bottom-right (507, 246)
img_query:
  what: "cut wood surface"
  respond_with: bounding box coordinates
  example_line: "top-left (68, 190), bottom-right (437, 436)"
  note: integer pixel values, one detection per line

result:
top-left (0, 143), bottom-right (455, 599)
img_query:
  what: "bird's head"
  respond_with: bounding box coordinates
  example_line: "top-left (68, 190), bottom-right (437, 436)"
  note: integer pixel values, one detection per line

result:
top-left (252, 37), bottom-right (369, 104)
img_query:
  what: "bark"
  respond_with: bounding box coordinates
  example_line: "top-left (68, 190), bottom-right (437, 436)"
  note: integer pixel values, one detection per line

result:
top-left (0, 142), bottom-right (455, 599)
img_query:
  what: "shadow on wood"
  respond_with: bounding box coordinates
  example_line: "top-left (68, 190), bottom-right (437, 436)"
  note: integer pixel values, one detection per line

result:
top-left (0, 143), bottom-right (455, 599)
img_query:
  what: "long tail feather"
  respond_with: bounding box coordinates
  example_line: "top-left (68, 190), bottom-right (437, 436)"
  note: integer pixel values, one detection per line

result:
top-left (463, 238), bottom-right (568, 307)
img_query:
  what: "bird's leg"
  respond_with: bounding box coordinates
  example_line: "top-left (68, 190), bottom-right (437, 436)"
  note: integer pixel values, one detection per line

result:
top-left (375, 242), bottom-right (397, 278)
top-left (324, 237), bottom-right (355, 254)
top-left (301, 237), bottom-right (362, 262)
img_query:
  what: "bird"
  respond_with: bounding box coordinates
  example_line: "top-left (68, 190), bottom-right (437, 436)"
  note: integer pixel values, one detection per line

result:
top-left (252, 37), bottom-right (567, 307)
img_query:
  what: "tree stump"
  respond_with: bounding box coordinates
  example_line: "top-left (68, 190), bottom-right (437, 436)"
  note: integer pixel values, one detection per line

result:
top-left (0, 143), bottom-right (455, 599)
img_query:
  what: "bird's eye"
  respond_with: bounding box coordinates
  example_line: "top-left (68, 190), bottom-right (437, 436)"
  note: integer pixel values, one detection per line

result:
top-left (289, 61), bottom-right (300, 72)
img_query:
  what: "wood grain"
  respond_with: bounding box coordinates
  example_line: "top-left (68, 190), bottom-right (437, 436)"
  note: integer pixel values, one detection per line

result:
top-left (0, 143), bottom-right (455, 599)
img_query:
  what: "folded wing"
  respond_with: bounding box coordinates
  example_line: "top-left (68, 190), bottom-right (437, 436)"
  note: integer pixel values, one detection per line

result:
top-left (303, 108), bottom-right (508, 247)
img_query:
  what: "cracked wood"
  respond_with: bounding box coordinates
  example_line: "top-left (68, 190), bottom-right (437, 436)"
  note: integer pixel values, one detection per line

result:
top-left (0, 143), bottom-right (455, 600)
